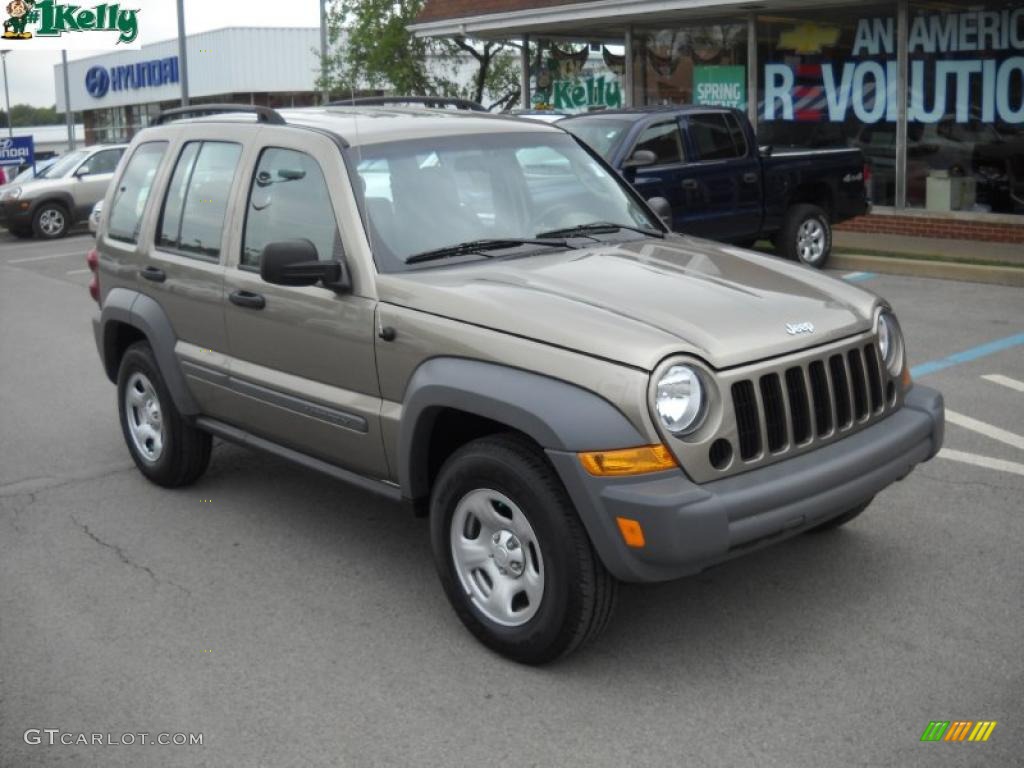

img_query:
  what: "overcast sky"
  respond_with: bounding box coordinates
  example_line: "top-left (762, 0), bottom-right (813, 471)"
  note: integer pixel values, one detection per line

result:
top-left (2, 0), bottom-right (323, 108)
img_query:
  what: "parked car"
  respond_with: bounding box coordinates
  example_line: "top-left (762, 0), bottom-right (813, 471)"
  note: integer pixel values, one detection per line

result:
top-left (561, 105), bottom-right (869, 268)
top-left (1, 144), bottom-right (128, 239)
top-left (88, 199), bottom-right (104, 235)
top-left (89, 104), bottom-right (943, 664)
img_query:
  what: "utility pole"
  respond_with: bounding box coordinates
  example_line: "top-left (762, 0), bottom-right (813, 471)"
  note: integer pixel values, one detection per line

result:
top-left (320, 0), bottom-right (329, 104)
top-left (1, 50), bottom-right (12, 138)
top-left (176, 0), bottom-right (190, 106)
top-left (61, 50), bottom-right (76, 150)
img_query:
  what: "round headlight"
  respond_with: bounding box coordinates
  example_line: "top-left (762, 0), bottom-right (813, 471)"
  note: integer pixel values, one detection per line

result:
top-left (878, 312), bottom-right (903, 376)
top-left (655, 365), bottom-right (705, 435)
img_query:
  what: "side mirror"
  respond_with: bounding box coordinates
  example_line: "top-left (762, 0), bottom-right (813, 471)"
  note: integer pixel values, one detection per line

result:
top-left (75, 165), bottom-right (91, 178)
top-left (260, 239), bottom-right (351, 291)
top-left (646, 196), bottom-right (672, 228)
top-left (623, 149), bottom-right (657, 170)
top-left (758, 145), bottom-right (773, 158)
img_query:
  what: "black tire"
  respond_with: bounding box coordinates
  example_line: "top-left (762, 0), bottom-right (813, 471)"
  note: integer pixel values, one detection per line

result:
top-left (430, 434), bottom-right (617, 664)
top-left (32, 202), bottom-right (70, 240)
top-left (779, 203), bottom-right (831, 268)
top-left (807, 497), bottom-right (873, 533)
top-left (117, 341), bottom-right (211, 488)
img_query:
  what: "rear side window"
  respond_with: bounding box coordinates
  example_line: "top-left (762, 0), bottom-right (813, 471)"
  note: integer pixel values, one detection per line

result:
top-left (241, 148), bottom-right (341, 268)
top-left (689, 114), bottom-right (746, 161)
top-left (107, 142), bottom-right (166, 244)
top-left (632, 122), bottom-right (684, 165)
top-left (157, 141), bottom-right (242, 260)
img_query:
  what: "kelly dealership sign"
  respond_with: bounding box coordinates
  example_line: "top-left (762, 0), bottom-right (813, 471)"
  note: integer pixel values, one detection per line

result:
top-left (765, 8), bottom-right (1024, 124)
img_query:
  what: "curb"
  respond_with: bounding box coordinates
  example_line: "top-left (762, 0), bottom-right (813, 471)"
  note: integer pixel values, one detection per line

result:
top-left (830, 254), bottom-right (1024, 287)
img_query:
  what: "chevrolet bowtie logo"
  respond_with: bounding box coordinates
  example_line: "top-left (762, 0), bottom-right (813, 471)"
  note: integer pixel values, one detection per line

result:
top-left (777, 22), bottom-right (841, 55)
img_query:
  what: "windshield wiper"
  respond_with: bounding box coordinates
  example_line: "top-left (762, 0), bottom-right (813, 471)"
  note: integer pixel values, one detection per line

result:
top-left (405, 238), bottom-right (571, 265)
top-left (537, 221), bottom-right (664, 239)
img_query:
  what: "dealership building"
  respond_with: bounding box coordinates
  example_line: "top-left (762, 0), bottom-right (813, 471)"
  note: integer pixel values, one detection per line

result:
top-left (54, 27), bottom-right (326, 147)
top-left (413, 0), bottom-right (1024, 242)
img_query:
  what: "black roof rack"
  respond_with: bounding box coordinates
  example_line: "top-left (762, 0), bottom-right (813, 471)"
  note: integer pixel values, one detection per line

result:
top-left (327, 96), bottom-right (487, 112)
top-left (153, 104), bottom-right (286, 126)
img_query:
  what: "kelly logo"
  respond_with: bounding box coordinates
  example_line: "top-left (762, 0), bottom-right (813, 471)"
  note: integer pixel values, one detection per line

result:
top-left (920, 720), bottom-right (997, 743)
top-left (3, 0), bottom-right (140, 44)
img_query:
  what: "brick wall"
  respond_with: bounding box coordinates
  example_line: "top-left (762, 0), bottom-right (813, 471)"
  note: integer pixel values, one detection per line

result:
top-left (836, 214), bottom-right (1024, 244)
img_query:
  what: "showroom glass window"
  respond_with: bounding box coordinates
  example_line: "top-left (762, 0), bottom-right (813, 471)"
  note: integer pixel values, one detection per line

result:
top-left (756, 5), bottom-right (896, 205)
top-left (632, 21), bottom-right (748, 111)
top-left (906, 1), bottom-right (1024, 214)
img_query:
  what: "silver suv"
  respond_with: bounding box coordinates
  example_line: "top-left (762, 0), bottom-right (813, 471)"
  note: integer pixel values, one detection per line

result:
top-left (90, 104), bottom-right (944, 663)
top-left (2, 143), bottom-right (127, 239)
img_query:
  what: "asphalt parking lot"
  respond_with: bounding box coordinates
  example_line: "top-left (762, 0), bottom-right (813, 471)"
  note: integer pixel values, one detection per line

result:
top-left (1, 231), bottom-right (1021, 768)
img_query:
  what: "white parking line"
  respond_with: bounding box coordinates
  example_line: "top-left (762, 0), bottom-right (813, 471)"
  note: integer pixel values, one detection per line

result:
top-left (981, 374), bottom-right (1024, 394)
top-left (938, 449), bottom-right (1024, 477)
top-left (66, 268), bottom-right (91, 275)
top-left (945, 410), bottom-right (1024, 452)
top-left (8, 251), bottom-right (85, 264)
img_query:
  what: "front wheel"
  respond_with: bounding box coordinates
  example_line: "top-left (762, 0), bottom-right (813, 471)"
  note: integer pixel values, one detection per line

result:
top-left (430, 434), bottom-right (617, 664)
top-left (32, 202), bottom-right (70, 239)
top-left (779, 204), bottom-right (832, 268)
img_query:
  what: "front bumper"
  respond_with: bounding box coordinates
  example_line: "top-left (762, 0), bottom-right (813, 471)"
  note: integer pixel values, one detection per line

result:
top-left (2, 199), bottom-right (33, 227)
top-left (548, 384), bottom-right (944, 583)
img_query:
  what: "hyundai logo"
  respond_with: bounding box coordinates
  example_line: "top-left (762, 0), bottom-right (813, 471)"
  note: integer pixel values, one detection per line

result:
top-left (85, 66), bottom-right (111, 98)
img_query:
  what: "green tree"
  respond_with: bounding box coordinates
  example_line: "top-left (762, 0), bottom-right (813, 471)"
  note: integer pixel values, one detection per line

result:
top-left (0, 104), bottom-right (75, 127)
top-left (318, 0), bottom-right (524, 111)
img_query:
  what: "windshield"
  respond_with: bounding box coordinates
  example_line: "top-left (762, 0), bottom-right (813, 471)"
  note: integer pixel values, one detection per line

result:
top-left (560, 118), bottom-right (637, 160)
top-left (350, 132), bottom-right (659, 271)
top-left (40, 150), bottom-right (89, 179)
top-left (15, 158), bottom-right (57, 182)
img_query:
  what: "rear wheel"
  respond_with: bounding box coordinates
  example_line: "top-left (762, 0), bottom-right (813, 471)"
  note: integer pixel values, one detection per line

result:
top-left (808, 497), bottom-right (873, 533)
top-left (779, 204), bottom-right (831, 268)
top-left (32, 202), bottom-right (70, 239)
top-left (430, 434), bottom-right (617, 664)
top-left (117, 342), bottom-right (211, 487)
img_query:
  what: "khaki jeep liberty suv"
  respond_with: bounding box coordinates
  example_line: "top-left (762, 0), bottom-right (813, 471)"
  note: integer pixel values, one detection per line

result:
top-left (90, 103), bottom-right (945, 664)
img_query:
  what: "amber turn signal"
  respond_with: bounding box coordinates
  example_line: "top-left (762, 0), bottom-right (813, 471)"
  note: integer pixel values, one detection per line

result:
top-left (616, 517), bottom-right (646, 548)
top-left (578, 444), bottom-right (678, 476)
top-left (901, 365), bottom-right (913, 391)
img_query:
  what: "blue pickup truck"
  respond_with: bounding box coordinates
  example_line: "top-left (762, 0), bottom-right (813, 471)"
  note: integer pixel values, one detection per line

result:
top-left (560, 105), bottom-right (869, 268)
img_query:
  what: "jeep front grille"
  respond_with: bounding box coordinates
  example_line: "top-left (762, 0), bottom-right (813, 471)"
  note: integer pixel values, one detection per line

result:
top-left (730, 343), bottom-right (888, 464)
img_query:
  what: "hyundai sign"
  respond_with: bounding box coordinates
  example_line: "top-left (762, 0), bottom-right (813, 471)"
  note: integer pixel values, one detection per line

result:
top-left (85, 56), bottom-right (180, 99)
top-left (0, 137), bottom-right (35, 168)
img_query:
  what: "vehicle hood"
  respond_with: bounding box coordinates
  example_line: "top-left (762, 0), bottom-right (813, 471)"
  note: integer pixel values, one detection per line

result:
top-left (3, 176), bottom-right (69, 198)
top-left (377, 236), bottom-right (881, 371)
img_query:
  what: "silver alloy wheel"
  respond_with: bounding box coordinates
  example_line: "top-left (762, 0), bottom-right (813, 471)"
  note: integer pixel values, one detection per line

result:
top-left (450, 488), bottom-right (544, 627)
top-left (797, 217), bottom-right (826, 264)
top-left (38, 208), bottom-right (65, 237)
top-left (124, 372), bottom-right (165, 463)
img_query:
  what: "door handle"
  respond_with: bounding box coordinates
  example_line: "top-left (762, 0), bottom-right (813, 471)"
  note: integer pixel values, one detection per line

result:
top-left (229, 290), bottom-right (266, 310)
top-left (681, 178), bottom-right (699, 190)
top-left (139, 266), bottom-right (166, 283)
top-left (742, 172), bottom-right (759, 184)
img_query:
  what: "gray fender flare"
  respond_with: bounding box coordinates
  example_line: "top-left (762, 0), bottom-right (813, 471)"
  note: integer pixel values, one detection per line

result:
top-left (398, 357), bottom-right (645, 501)
top-left (99, 287), bottom-right (199, 415)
